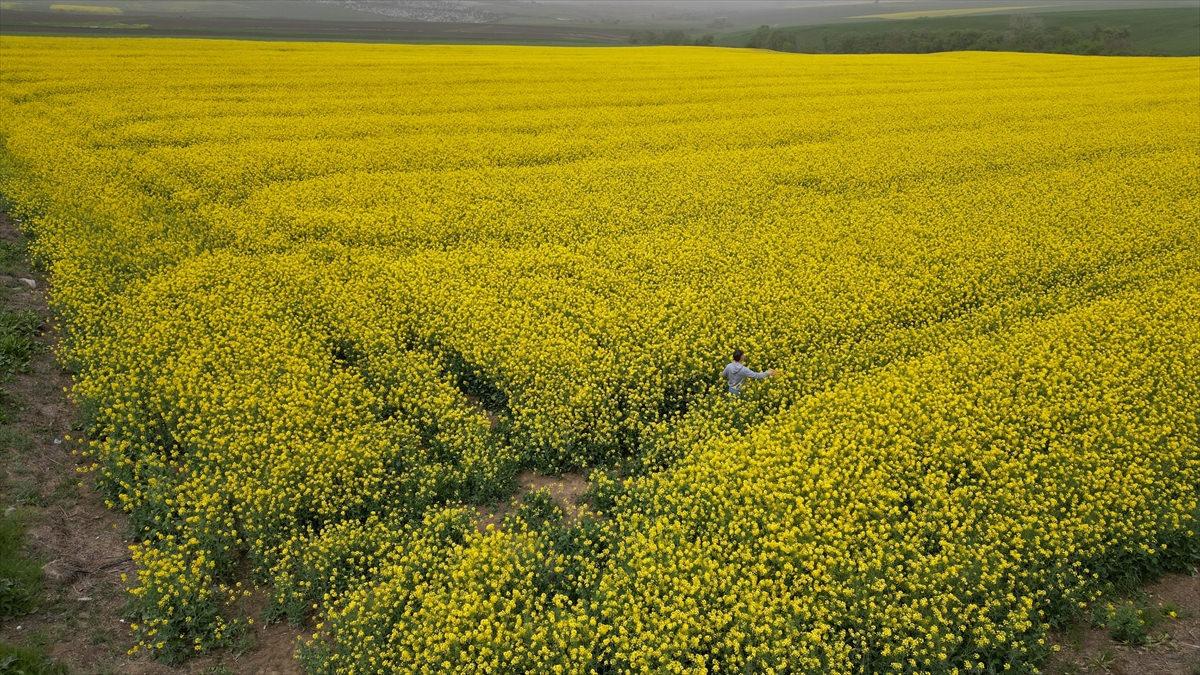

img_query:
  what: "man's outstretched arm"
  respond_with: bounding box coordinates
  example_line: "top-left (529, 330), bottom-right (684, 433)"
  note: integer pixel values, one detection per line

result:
top-left (740, 364), bottom-right (774, 379)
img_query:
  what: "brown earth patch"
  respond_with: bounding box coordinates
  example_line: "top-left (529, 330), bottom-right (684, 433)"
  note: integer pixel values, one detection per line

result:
top-left (1048, 571), bottom-right (1200, 675)
top-left (518, 469), bottom-right (589, 520)
top-left (475, 469), bottom-right (590, 532)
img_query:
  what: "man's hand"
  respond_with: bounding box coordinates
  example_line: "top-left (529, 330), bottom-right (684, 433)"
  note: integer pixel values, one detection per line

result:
top-left (767, 369), bottom-right (778, 377)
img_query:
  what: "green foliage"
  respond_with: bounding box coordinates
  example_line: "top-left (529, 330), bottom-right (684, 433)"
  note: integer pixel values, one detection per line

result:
top-left (0, 306), bottom-right (39, 423)
top-left (1098, 599), bottom-right (1150, 644)
top-left (505, 489), bottom-right (562, 532)
top-left (752, 17), bottom-right (1136, 55)
top-left (0, 640), bottom-right (67, 675)
top-left (0, 240), bottom-right (26, 275)
top-left (1087, 591), bottom-right (1185, 647)
top-left (0, 309), bottom-right (39, 379)
top-left (732, 7), bottom-right (1200, 56)
top-left (0, 510), bottom-right (42, 619)
top-left (583, 469), bottom-right (624, 513)
top-left (628, 29), bottom-right (715, 46)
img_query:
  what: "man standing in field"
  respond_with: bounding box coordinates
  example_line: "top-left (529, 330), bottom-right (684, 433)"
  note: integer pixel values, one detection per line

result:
top-left (722, 348), bottom-right (776, 396)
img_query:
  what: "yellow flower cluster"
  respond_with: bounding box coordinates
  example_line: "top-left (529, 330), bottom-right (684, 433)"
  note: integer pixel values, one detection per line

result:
top-left (0, 36), bottom-right (1196, 671)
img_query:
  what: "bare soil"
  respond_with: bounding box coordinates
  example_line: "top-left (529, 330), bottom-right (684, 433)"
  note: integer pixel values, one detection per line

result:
top-left (518, 469), bottom-right (590, 520)
top-left (1048, 572), bottom-right (1200, 674)
top-left (476, 469), bottom-right (589, 532)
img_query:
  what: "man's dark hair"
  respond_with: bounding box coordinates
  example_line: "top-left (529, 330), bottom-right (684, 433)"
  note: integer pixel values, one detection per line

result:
top-left (732, 348), bottom-right (744, 362)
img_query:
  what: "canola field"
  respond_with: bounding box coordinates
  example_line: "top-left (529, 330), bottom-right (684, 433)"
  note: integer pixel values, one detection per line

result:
top-left (1, 36), bottom-right (1198, 672)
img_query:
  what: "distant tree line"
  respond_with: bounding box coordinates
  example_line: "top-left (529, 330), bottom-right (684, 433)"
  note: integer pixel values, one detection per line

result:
top-left (628, 30), bottom-right (715, 46)
top-left (747, 16), bottom-right (1136, 55)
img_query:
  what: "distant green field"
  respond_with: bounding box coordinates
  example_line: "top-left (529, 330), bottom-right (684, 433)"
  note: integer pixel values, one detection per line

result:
top-left (849, 5), bottom-right (1049, 21)
top-left (718, 6), bottom-right (1200, 56)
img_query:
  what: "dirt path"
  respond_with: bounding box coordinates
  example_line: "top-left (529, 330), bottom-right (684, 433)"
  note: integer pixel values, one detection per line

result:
top-left (1048, 572), bottom-right (1200, 675)
top-left (0, 210), bottom-right (301, 674)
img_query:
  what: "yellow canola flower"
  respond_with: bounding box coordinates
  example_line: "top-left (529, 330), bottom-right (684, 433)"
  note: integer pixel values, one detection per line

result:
top-left (0, 35), bottom-right (1196, 671)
